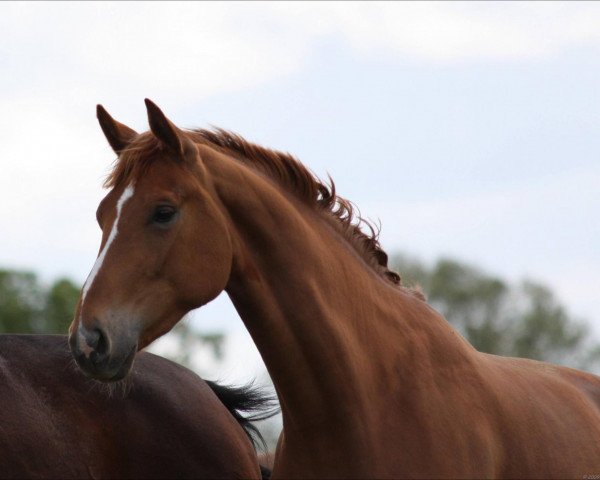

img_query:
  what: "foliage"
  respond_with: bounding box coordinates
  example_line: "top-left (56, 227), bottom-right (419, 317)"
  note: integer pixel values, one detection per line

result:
top-left (0, 269), bottom-right (79, 333)
top-left (392, 254), bottom-right (600, 371)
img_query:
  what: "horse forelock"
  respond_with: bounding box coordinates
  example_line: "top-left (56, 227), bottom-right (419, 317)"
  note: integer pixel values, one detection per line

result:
top-left (104, 127), bottom-right (423, 299)
top-left (104, 132), bottom-right (162, 189)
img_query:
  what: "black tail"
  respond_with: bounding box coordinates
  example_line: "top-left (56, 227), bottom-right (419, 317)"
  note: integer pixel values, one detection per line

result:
top-left (206, 380), bottom-right (279, 453)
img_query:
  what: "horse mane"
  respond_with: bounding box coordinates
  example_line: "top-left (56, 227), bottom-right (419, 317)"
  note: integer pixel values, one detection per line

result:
top-left (106, 129), bottom-right (424, 298)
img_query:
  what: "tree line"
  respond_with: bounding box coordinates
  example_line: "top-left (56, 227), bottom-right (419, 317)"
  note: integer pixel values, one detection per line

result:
top-left (392, 254), bottom-right (600, 372)
top-left (1, 255), bottom-right (599, 373)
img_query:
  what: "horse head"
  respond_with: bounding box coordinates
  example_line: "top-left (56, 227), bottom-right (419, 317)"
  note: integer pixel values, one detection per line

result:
top-left (69, 100), bottom-right (233, 380)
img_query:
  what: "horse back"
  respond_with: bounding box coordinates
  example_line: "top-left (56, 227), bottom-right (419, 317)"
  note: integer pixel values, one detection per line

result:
top-left (0, 334), bottom-right (260, 479)
top-left (479, 353), bottom-right (600, 477)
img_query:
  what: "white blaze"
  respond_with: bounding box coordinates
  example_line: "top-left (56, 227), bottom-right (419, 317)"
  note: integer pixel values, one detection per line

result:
top-left (81, 184), bottom-right (135, 306)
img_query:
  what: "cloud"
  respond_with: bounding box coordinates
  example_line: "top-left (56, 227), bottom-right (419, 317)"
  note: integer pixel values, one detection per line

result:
top-left (2, 3), bottom-right (600, 110)
top-left (0, 95), bottom-right (108, 278)
top-left (371, 164), bottom-right (599, 264)
top-left (0, 3), bottom-right (310, 106)
top-left (265, 2), bottom-right (600, 63)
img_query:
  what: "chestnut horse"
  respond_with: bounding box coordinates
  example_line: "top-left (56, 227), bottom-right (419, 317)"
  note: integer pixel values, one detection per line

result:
top-left (1, 334), bottom-right (271, 479)
top-left (69, 100), bottom-right (600, 478)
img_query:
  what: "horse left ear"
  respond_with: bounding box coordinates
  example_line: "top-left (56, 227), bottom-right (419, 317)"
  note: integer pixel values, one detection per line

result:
top-left (97, 105), bottom-right (138, 154)
top-left (144, 98), bottom-right (196, 160)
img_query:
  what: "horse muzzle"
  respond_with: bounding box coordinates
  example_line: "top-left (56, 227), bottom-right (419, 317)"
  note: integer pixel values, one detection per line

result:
top-left (69, 320), bottom-right (138, 381)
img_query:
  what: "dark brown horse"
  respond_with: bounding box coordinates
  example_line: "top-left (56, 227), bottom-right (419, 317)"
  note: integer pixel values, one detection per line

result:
top-left (69, 100), bottom-right (600, 478)
top-left (0, 334), bottom-right (272, 479)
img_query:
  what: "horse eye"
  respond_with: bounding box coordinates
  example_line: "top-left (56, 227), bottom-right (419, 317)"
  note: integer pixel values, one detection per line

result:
top-left (152, 206), bottom-right (177, 224)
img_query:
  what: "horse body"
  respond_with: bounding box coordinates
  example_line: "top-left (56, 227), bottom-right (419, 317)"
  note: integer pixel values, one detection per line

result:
top-left (69, 101), bottom-right (600, 478)
top-left (221, 167), bottom-right (600, 477)
top-left (0, 335), bottom-right (262, 479)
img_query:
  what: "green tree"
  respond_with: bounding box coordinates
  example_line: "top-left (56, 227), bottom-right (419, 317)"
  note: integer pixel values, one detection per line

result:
top-left (512, 281), bottom-right (590, 367)
top-left (392, 254), bottom-right (600, 372)
top-left (0, 270), bottom-right (80, 333)
top-left (43, 278), bottom-right (81, 333)
top-left (0, 270), bottom-right (44, 332)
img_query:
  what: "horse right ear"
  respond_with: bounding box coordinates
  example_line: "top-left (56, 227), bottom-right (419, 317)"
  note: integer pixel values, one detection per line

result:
top-left (96, 105), bottom-right (138, 154)
top-left (144, 98), bottom-right (198, 161)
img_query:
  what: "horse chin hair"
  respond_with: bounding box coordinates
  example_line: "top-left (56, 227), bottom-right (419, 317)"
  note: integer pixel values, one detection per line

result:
top-left (66, 355), bottom-right (135, 399)
top-left (102, 375), bottom-right (134, 399)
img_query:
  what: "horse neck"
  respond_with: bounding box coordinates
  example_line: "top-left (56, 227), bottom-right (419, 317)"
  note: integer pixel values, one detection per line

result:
top-left (208, 151), bottom-right (474, 455)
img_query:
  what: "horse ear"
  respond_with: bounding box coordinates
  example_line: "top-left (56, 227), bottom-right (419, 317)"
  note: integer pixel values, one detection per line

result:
top-left (144, 98), bottom-right (195, 159)
top-left (96, 105), bottom-right (138, 154)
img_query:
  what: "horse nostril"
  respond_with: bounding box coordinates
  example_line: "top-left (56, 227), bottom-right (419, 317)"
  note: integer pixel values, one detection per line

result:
top-left (95, 327), bottom-right (108, 356)
top-left (88, 329), bottom-right (109, 366)
top-left (83, 327), bottom-right (100, 351)
top-left (78, 324), bottom-right (102, 351)
top-left (78, 321), bottom-right (110, 365)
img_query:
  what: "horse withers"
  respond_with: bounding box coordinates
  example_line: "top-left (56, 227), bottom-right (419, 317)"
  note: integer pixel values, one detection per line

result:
top-left (0, 334), bottom-right (272, 479)
top-left (69, 100), bottom-right (600, 478)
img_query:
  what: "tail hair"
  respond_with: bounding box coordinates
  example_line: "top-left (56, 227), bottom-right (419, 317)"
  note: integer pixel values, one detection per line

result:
top-left (206, 380), bottom-right (280, 452)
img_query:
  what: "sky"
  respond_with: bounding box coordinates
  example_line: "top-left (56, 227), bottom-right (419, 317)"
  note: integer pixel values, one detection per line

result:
top-left (1, 2), bottom-right (599, 382)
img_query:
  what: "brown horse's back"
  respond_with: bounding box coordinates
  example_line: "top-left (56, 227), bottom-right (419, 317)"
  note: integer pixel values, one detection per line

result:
top-left (478, 353), bottom-right (600, 478)
top-left (0, 335), bottom-right (261, 479)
